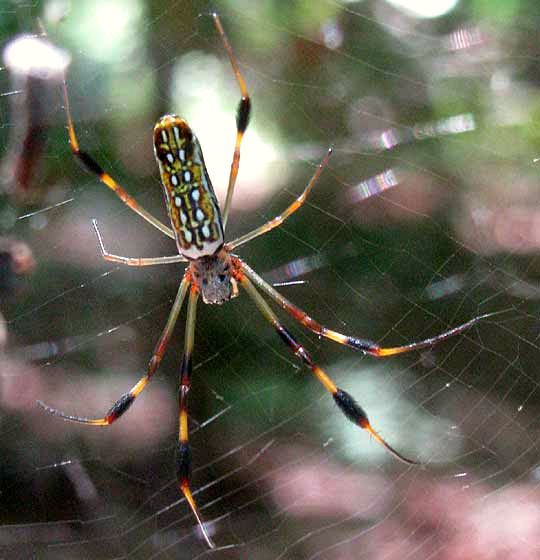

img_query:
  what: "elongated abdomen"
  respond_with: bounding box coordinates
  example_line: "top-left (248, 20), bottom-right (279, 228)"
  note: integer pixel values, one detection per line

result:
top-left (153, 115), bottom-right (224, 259)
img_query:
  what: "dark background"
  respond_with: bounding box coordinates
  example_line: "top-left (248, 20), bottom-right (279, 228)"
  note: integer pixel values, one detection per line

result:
top-left (1, 0), bottom-right (540, 558)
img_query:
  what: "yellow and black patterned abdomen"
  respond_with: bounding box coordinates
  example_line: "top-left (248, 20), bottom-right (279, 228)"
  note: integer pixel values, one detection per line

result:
top-left (153, 115), bottom-right (224, 259)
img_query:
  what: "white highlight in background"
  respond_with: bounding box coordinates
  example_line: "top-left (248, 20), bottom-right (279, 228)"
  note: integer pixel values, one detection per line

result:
top-left (386, 0), bottom-right (459, 19)
top-left (170, 51), bottom-right (285, 211)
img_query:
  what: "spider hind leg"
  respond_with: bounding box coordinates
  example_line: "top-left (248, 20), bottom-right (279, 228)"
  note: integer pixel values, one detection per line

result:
top-left (240, 260), bottom-right (490, 357)
top-left (37, 278), bottom-right (190, 426)
top-left (176, 286), bottom-right (216, 548)
top-left (239, 271), bottom-right (420, 466)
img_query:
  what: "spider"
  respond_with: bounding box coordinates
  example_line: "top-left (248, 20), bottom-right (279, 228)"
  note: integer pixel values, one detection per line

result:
top-left (38, 14), bottom-right (489, 549)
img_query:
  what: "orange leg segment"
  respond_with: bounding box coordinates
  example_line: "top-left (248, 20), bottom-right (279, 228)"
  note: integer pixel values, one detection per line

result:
top-left (239, 272), bottom-right (420, 466)
top-left (37, 277), bottom-right (190, 425)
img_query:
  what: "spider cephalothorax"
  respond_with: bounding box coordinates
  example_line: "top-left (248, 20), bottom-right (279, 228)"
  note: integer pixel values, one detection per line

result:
top-left (189, 247), bottom-right (238, 304)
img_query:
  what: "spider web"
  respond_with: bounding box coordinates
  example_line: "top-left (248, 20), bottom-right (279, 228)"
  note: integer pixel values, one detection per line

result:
top-left (1, 0), bottom-right (539, 559)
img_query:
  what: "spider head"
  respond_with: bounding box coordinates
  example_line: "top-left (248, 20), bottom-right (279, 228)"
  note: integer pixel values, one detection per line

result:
top-left (189, 249), bottom-right (237, 305)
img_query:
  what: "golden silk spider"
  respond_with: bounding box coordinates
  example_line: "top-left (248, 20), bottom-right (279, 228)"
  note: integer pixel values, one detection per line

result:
top-left (38, 13), bottom-right (489, 549)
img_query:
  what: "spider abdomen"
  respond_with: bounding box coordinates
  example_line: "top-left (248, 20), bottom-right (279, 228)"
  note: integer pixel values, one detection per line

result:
top-left (153, 115), bottom-right (224, 259)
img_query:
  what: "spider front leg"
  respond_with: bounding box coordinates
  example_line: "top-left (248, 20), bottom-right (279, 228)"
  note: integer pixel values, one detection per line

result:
top-left (212, 13), bottom-right (251, 229)
top-left (61, 79), bottom-right (175, 239)
top-left (92, 219), bottom-right (187, 267)
top-left (239, 260), bottom-right (492, 357)
top-left (229, 148), bottom-right (333, 250)
top-left (239, 273), bottom-right (419, 465)
top-left (37, 277), bottom-right (190, 424)
top-left (176, 286), bottom-right (215, 549)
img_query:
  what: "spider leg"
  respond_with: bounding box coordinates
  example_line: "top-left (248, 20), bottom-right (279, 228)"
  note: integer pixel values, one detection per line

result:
top-left (61, 80), bottom-right (175, 240)
top-left (239, 273), bottom-right (419, 465)
top-left (229, 148), bottom-right (332, 250)
top-left (176, 286), bottom-right (215, 549)
top-left (239, 260), bottom-right (491, 357)
top-left (92, 219), bottom-right (187, 267)
top-left (37, 277), bottom-right (190, 425)
top-left (212, 13), bottom-right (251, 230)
